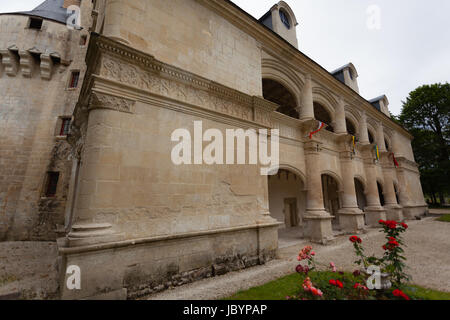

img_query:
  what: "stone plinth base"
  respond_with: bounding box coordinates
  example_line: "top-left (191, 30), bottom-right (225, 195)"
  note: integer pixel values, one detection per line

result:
top-left (303, 213), bottom-right (335, 244)
top-left (58, 222), bottom-right (279, 300)
top-left (384, 204), bottom-right (404, 222)
top-left (338, 209), bottom-right (366, 234)
top-left (364, 207), bottom-right (387, 227)
top-left (402, 205), bottom-right (429, 219)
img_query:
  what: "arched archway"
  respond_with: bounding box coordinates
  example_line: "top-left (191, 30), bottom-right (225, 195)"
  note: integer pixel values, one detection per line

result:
top-left (321, 173), bottom-right (342, 228)
top-left (346, 118), bottom-right (357, 136)
top-left (268, 169), bottom-right (306, 228)
top-left (368, 129), bottom-right (375, 144)
top-left (263, 79), bottom-right (299, 119)
top-left (314, 102), bottom-right (334, 132)
top-left (354, 177), bottom-right (368, 225)
top-left (384, 135), bottom-right (392, 152)
top-left (393, 182), bottom-right (400, 204)
top-left (377, 181), bottom-right (385, 206)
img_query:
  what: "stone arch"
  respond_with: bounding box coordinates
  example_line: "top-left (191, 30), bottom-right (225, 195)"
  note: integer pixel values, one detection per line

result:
top-left (267, 164), bottom-right (307, 229)
top-left (262, 78), bottom-right (299, 118)
top-left (267, 164), bottom-right (307, 186)
top-left (312, 87), bottom-right (338, 116)
top-left (345, 106), bottom-right (361, 136)
top-left (261, 58), bottom-right (304, 107)
top-left (320, 170), bottom-right (344, 193)
top-left (366, 123), bottom-right (377, 144)
top-left (354, 175), bottom-right (367, 191)
top-left (345, 114), bottom-right (359, 136)
top-left (383, 129), bottom-right (393, 152)
top-left (312, 87), bottom-right (338, 132)
top-left (354, 176), bottom-right (367, 217)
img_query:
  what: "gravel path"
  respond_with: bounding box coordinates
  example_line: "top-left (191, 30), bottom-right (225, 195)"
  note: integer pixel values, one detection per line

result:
top-left (147, 217), bottom-right (450, 300)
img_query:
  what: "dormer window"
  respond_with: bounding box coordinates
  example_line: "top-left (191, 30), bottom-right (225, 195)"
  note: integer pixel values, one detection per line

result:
top-left (279, 10), bottom-right (291, 29)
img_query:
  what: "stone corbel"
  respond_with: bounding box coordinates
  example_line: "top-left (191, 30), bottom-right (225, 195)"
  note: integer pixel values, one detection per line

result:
top-left (0, 48), bottom-right (19, 76)
top-left (19, 50), bottom-right (35, 78)
top-left (40, 54), bottom-right (54, 80)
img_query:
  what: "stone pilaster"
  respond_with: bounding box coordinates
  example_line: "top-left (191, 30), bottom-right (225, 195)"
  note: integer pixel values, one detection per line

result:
top-left (303, 140), bottom-right (334, 244)
top-left (362, 156), bottom-right (386, 226)
top-left (64, 92), bottom-right (136, 247)
top-left (300, 74), bottom-right (314, 120)
top-left (338, 152), bottom-right (365, 233)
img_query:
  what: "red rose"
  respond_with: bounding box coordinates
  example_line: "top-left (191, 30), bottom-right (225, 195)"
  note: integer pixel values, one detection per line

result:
top-left (393, 289), bottom-right (410, 300)
top-left (382, 245), bottom-right (387, 250)
top-left (353, 283), bottom-right (360, 289)
top-left (357, 237), bottom-right (362, 243)
top-left (401, 223), bottom-right (408, 229)
top-left (379, 220), bottom-right (385, 225)
top-left (336, 280), bottom-right (343, 289)
top-left (329, 279), bottom-right (336, 286)
top-left (349, 236), bottom-right (358, 243)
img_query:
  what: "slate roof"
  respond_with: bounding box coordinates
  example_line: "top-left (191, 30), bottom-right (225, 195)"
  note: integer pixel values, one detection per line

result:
top-left (1, 0), bottom-right (68, 24)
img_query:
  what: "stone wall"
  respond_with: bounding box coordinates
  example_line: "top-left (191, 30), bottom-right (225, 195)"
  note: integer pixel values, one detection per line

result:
top-left (0, 1), bottom-right (92, 240)
top-left (99, 0), bottom-right (263, 97)
top-left (60, 225), bottom-right (278, 299)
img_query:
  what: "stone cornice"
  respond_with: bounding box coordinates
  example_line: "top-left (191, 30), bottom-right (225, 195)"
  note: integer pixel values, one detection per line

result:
top-left (87, 34), bottom-right (276, 112)
top-left (197, 0), bottom-right (413, 140)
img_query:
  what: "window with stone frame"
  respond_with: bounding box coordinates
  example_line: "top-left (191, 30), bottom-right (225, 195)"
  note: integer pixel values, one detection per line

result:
top-left (68, 71), bottom-right (80, 89)
top-left (60, 118), bottom-right (71, 136)
top-left (44, 172), bottom-right (60, 197)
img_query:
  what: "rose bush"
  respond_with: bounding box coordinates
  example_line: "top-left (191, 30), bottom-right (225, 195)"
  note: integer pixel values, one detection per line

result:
top-left (291, 220), bottom-right (412, 300)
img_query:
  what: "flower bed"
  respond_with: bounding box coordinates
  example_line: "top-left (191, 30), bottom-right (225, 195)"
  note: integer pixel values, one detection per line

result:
top-left (289, 220), bottom-right (413, 300)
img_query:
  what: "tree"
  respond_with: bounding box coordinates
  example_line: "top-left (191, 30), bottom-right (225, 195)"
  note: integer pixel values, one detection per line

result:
top-left (398, 83), bottom-right (450, 205)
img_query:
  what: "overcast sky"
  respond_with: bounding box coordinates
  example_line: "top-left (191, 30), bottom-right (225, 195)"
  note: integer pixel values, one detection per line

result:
top-left (2, 0), bottom-right (449, 115)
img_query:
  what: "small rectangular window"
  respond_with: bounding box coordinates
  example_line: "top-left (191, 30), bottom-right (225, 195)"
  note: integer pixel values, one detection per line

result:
top-left (69, 71), bottom-right (80, 89)
top-left (60, 118), bottom-right (71, 136)
top-left (29, 17), bottom-right (43, 30)
top-left (80, 35), bottom-right (87, 46)
top-left (44, 172), bottom-right (60, 197)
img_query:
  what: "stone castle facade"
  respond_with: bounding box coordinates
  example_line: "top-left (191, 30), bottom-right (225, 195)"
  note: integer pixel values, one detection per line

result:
top-left (0, 0), bottom-right (427, 299)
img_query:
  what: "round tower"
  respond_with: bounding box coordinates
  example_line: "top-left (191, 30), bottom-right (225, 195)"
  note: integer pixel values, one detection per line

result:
top-left (0, 0), bottom-right (91, 240)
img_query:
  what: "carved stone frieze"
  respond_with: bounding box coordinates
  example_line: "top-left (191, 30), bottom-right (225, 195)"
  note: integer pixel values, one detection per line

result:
top-left (88, 92), bottom-right (136, 114)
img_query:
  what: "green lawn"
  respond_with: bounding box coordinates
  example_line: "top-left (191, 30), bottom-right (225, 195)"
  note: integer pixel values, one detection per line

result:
top-left (436, 214), bottom-right (450, 222)
top-left (225, 272), bottom-right (450, 300)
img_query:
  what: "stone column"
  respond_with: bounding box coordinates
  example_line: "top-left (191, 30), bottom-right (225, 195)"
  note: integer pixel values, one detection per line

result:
top-left (376, 122), bottom-right (387, 152)
top-left (64, 93), bottom-right (136, 247)
top-left (382, 169), bottom-right (404, 221)
top-left (338, 153), bottom-right (365, 233)
top-left (300, 74), bottom-right (314, 120)
top-left (335, 97), bottom-right (347, 135)
top-left (303, 141), bottom-right (334, 244)
top-left (363, 159), bottom-right (387, 226)
top-left (359, 110), bottom-right (370, 144)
